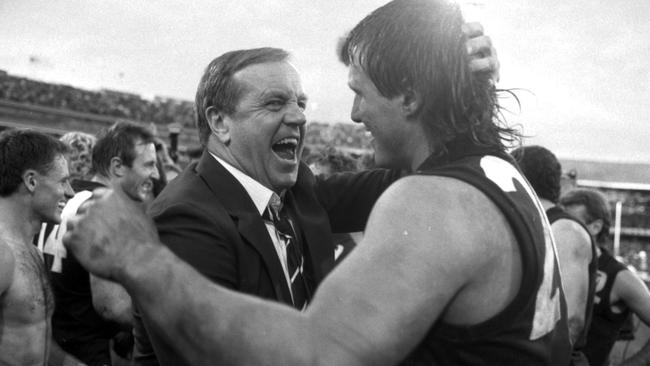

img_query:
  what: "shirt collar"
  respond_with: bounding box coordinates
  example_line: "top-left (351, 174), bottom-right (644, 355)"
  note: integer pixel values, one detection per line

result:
top-left (209, 152), bottom-right (275, 215)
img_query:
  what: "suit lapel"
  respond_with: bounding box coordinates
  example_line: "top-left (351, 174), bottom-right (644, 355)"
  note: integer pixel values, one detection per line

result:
top-left (195, 151), bottom-right (293, 304)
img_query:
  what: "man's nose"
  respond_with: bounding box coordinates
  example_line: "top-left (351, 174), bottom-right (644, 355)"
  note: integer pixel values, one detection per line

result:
top-left (350, 96), bottom-right (362, 123)
top-left (283, 104), bottom-right (306, 126)
top-left (151, 165), bottom-right (160, 180)
top-left (64, 181), bottom-right (75, 199)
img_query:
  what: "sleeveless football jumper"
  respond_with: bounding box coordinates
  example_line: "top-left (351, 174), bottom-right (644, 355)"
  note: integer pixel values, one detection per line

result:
top-left (400, 140), bottom-right (570, 365)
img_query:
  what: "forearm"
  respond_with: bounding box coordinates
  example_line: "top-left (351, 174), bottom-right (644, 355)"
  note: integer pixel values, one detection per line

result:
top-left (121, 242), bottom-right (326, 366)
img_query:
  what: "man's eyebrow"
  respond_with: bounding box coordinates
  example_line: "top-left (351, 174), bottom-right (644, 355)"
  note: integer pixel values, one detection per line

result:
top-left (258, 89), bottom-right (289, 99)
top-left (259, 89), bottom-right (308, 103)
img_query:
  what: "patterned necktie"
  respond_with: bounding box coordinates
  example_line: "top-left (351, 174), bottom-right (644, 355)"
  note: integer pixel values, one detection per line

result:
top-left (265, 197), bottom-right (310, 310)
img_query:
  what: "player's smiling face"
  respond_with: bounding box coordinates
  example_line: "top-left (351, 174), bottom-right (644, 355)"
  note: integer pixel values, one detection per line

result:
top-left (32, 154), bottom-right (74, 224)
top-left (347, 63), bottom-right (409, 169)
top-left (120, 141), bottom-right (159, 202)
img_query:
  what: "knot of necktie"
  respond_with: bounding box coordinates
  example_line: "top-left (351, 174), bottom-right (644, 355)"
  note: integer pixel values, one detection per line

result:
top-left (266, 193), bottom-right (283, 221)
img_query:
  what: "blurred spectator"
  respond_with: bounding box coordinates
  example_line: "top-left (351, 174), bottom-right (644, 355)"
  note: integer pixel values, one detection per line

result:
top-left (59, 131), bottom-right (96, 181)
top-left (154, 138), bottom-right (181, 181)
top-left (561, 168), bottom-right (578, 196)
top-left (150, 139), bottom-right (182, 200)
top-left (303, 145), bottom-right (358, 176)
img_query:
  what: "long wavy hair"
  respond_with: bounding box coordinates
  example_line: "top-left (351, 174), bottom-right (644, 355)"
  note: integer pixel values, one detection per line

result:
top-left (339, 0), bottom-right (519, 156)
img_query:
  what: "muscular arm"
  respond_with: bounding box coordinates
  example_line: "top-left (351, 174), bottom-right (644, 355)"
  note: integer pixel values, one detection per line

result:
top-left (615, 270), bottom-right (650, 366)
top-left (617, 269), bottom-right (650, 326)
top-left (65, 178), bottom-right (505, 365)
top-left (551, 219), bottom-right (593, 343)
top-left (90, 274), bottom-right (133, 327)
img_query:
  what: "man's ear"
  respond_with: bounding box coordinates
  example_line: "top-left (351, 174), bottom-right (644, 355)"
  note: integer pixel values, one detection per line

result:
top-left (206, 106), bottom-right (231, 146)
top-left (22, 170), bottom-right (38, 193)
top-left (401, 88), bottom-right (421, 118)
top-left (110, 157), bottom-right (125, 178)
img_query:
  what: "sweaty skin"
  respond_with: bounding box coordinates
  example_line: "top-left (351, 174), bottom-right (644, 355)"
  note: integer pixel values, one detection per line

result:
top-left (0, 239), bottom-right (55, 366)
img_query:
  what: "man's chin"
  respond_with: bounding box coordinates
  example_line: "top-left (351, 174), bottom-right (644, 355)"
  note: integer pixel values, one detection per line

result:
top-left (46, 214), bottom-right (62, 225)
top-left (270, 174), bottom-right (299, 193)
top-left (125, 188), bottom-right (147, 203)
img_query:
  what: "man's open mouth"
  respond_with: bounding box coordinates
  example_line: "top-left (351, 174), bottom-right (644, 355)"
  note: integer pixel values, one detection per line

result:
top-left (272, 137), bottom-right (299, 161)
top-left (140, 181), bottom-right (153, 192)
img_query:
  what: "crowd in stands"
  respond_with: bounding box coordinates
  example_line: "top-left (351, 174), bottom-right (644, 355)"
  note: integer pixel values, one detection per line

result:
top-left (304, 122), bottom-right (372, 152)
top-left (0, 70), bottom-right (194, 126)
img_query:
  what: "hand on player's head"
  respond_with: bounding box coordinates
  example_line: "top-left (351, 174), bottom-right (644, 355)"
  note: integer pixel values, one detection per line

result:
top-left (463, 22), bottom-right (500, 83)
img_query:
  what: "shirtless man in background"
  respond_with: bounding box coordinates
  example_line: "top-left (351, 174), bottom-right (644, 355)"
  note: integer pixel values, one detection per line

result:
top-left (0, 129), bottom-right (81, 365)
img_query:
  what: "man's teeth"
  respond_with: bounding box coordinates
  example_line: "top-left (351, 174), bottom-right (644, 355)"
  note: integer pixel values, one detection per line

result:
top-left (141, 182), bottom-right (152, 191)
top-left (273, 137), bottom-right (299, 160)
top-left (275, 137), bottom-right (298, 147)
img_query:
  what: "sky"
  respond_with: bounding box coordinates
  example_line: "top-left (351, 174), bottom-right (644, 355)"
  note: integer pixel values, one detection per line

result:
top-left (1, 0), bottom-right (649, 163)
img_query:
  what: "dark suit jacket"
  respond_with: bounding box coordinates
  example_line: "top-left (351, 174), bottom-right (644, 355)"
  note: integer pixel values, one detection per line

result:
top-left (133, 151), bottom-right (400, 365)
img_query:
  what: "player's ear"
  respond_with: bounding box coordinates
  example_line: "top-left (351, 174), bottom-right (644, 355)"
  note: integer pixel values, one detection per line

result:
top-left (22, 170), bottom-right (38, 193)
top-left (401, 88), bottom-right (421, 118)
top-left (206, 106), bottom-right (230, 146)
top-left (110, 157), bottom-right (125, 178)
top-left (588, 219), bottom-right (604, 238)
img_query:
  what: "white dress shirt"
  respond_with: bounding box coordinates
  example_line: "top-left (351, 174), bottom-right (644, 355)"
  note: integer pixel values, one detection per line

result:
top-left (209, 153), bottom-right (293, 293)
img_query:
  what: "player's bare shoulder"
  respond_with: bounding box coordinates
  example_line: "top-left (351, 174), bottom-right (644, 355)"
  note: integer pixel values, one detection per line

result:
top-left (369, 174), bottom-right (522, 324)
top-left (384, 175), bottom-right (514, 249)
top-left (551, 218), bottom-right (593, 259)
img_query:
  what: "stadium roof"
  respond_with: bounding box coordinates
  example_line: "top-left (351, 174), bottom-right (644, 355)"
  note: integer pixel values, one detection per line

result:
top-left (561, 159), bottom-right (650, 187)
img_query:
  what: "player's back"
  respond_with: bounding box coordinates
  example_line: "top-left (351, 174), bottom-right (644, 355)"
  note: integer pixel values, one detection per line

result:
top-left (0, 239), bottom-right (54, 366)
